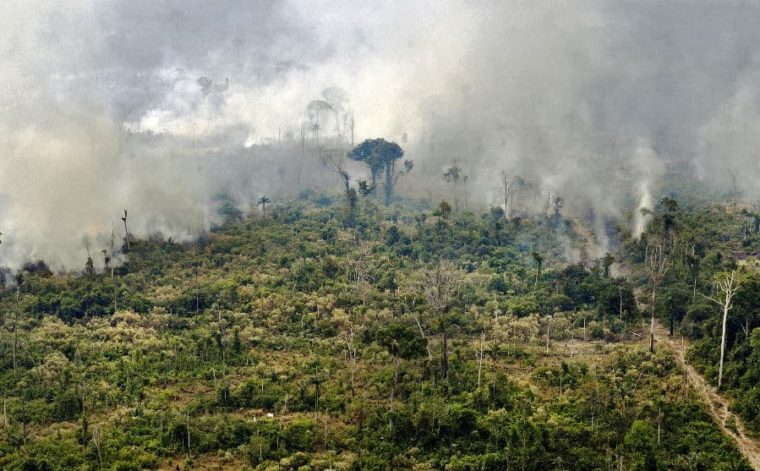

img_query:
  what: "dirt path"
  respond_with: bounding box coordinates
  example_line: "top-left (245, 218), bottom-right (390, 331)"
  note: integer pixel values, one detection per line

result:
top-left (654, 322), bottom-right (760, 469)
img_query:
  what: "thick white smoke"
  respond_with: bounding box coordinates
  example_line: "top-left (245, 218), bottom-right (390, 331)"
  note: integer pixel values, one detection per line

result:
top-left (2, 0), bottom-right (760, 268)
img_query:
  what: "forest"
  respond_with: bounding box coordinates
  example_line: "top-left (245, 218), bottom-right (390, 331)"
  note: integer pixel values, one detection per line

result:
top-left (7, 1), bottom-right (760, 470)
top-left (1, 164), bottom-right (759, 470)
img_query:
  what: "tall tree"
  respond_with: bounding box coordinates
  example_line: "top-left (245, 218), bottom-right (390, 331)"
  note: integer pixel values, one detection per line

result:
top-left (702, 270), bottom-right (742, 390)
top-left (348, 138), bottom-right (408, 206)
top-left (120, 210), bottom-right (130, 251)
top-left (498, 169), bottom-right (516, 219)
top-left (307, 100), bottom-right (333, 145)
top-left (601, 253), bottom-right (615, 278)
top-left (320, 148), bottom-right (351, 194)
top-left (443, 163), bottom-right (466, 212)
top-left (644, 238), bottom-right (670, 352)
top-left (423, 261), bottom-right (463, 389)
top-left (257, 195), bottom-right (271, 217)
top-left (531, 251), bottom-right (544, 287)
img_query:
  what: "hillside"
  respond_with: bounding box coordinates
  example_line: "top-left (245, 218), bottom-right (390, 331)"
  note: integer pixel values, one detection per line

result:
top-left (0, 196), bottom-right (754, 470)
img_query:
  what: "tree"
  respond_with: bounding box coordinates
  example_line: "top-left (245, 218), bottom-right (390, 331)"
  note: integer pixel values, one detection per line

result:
top-left (394, 159), bottom-right (414, 200)
top-left (357, 180), bottom-right (372, 197)
top-left (659, 197), bottom-right (678, 238)
top-left (307, 100), bottom-right (333, 145)
top-left (422, 261), bottom-right (463, 387)
top-left (702, 270), bottom-right (742, 390)
top-left (339, 321), bottom-right (359, 396)
top-left (348, 138), bottom-right (408, 206)
top-left (531, 251), bottom-right (544, 288)
top-left (601, 253), bottom-right (615, 278)
top-left (258, 196), bottom-right (271, 217)
top-left (443, 163), bottom-right (466, 212)
top-left (84, 256), bottom-right (95, 277)
top-left (307, 88), bottom-right (350, 145)
top-left (498, 170), bottom-right (517, 219)
top-left (120, 210), bottom-right (130, 251)
top-left (344, 188), bottom-right (358, 229)
top-left (83, 240), bottom-right (95, 277)
top-left (545, 192), bottom-right (563, 227)
top-left (433, 201), bottom-right (452, 220)
top-left (733, 274), bottom-right (760, 340)
top-left (101, 249), bottom-right (110, 271)
top-left (662, 282), bottom-right (690, 336)
top-left (320, 148), bottom-right (351, 194)
top-left (644, 238), bottom-right (670, 352)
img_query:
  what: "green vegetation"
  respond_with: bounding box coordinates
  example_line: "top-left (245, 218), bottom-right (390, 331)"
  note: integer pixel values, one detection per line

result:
top-left (631, 197), bottom-right (760, 436)
top-left (0, 192), bottom-right (753, 470)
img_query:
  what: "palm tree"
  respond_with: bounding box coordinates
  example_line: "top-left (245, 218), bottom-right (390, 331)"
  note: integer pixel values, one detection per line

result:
top-left (257, 196), bottom-right (271, 217)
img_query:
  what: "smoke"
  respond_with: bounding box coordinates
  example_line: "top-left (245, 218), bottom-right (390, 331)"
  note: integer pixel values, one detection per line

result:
top-left (633, 184), bottom-right (654, 240)
top-left (631, 142), bottom-right (665, 239)
top-left (2, 0), bottom-right (760, 268)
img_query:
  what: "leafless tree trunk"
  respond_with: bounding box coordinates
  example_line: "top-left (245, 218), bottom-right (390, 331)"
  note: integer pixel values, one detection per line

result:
top-left (92, 423), bottom-right (103, 464)
top-left (299, 123), bottom-right (306, 192)
top-left (121, 210), bottom-right (130, 251)
top-left (644, 239), bottom-right (670, 352)
top-left (702, 270), bottom-right (741, 390)
top-left (341, 324), bottom-right (358, 396)
top-left (13, 280), bottom-right (23, 375)
top-left (320, 149), bottom-right (351, 194)
top-left (413, 315), bottom-right (433, 361)
top-left (583, 315), bottom-right (587, 341)
top-left (349, 112), bottom-right (355, 148)
top-left (186, 410), bottom-right (192, 457)
top-left (618, 285), bottom-right (623, 318)
top-left (498, 169), bottom-right (516, 219)
top-left (423, 262), bottom-right (463, 387)
top-left (477, 331), bottom-right (486, 389)
top-left (657, 407), bottom-right (662, 445)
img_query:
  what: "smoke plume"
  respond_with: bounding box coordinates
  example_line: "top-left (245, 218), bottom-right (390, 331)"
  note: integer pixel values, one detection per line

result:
top-left (2, 0), bottom-right (760, 268)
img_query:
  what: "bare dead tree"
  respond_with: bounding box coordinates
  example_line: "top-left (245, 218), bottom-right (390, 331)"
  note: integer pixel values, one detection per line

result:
top-left (320, 148), bottom-right (351, 194)
top-left (299, 122), bottom-right (306, 192)
top-left (13, 275), bottom-right (24, 375)
top-left (349, 112), bottom-right (355, 148)
top-left (423, 261), bottom-right (463, 386)
top-left (340, 322), bottom-right (359, 397)
top-left (702, 270), bottom-right (742, 390)
top-left (477, 331), bottom-right (486, 389)
top-left (729, 168), bottom-right (739, 197)
top-left (121, 210), bottom-right (130, 251)
top-left (498, 169), bottom-right (517, 219)
top-left (92, 423), bottom-right (103, 464)
top-left (186, 410), bottom-right (192, 457)
top-left (110, 226), bottom-right (117, 312)
top-left (644, 238), bottom-right (670, 352)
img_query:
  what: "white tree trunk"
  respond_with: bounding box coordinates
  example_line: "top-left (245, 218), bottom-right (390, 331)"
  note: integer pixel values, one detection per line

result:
top-left (719, 303), bottom-right (729, 389)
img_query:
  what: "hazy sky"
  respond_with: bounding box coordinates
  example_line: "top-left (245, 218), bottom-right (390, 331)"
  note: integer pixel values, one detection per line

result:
top-left (2, 0), bottom-right (760, 268)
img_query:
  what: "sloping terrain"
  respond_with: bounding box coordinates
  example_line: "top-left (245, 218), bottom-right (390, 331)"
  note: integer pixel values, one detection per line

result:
top-left (655, 322), bottom-right (760, 469)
